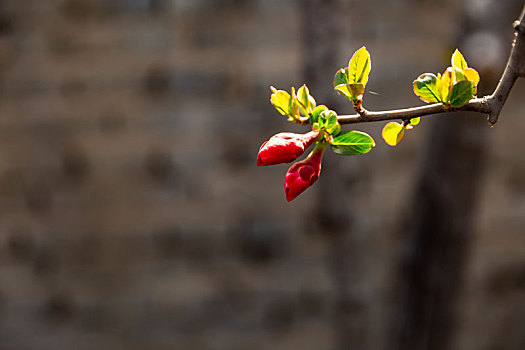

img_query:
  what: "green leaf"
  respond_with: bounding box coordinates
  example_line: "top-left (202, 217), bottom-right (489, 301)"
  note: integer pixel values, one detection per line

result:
top-left (317, 118), bottom-right (325, 129)
top-left (449, 80), bottom-right (473, 107)
top-left (409, 117), bottom-right (420, 126)
top-left (318, 110), bottom-right (336, 129)
top-left (451, 49), bottom-right (468, 71)
top-left (331, 131), bottom-right (375, 155)
top-left (270, 87), bottom-right (292, 116)
top-left (334, 68), bottom-right (349, 87)
top-left (348, 47), bottom-right (371, 85)
top-left (310, 105), bottom-right (327, 124)
top-left (413, 73), bottom-right (442, 103)
top-left (382, 122), bottom-right (405, 146)
top-left (325, 113), bottom-right (337, 129)
top-left (329, 123), bottom-right (341, 136)
top-left (325, 113), bottom-right (341, 136)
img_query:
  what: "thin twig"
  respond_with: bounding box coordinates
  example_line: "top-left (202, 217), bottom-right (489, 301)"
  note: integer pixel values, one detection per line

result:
top-left (338, 5), bottom-right (525, 126)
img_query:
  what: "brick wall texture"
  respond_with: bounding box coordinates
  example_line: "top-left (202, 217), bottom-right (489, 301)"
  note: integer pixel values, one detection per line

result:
top-left (0, 1), bottom-right (524, 350)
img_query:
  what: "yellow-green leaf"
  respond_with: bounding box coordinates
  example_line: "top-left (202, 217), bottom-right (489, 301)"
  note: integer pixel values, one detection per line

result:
top-left (297, 84), bottom-right (309, 107)
top-left (382, 122), bottom-right (405, 146)
top-left (297, 84), bottom-right (310, 113)
top-left (348, 83), bottom-right (365, 100)
top-left (409, 117), bottom-right (420, 126)
top-left (335, 84), bottom-right (353, 100)
top-left (463, 67), bottom-right (480, 86)
top-left (454, 68), bottom-right (466, 82)
top-left (289, 87), bottom-right (300, 117)
top-left (347, 46), bottom-right (371, 85)
top-left (441, 68), bottom-right (454, 104)
top-left (336, 83), bottom-right (365, 102)
top-left (413, 73), bottom-right (442, 103)
top-left (452, 49), bottom-right (468, 71)
top-left (270, 87), bottom-right (292, 116)
top-left (463, 67), bottom-right (480, 95)
top-left (308, 94), bottom-right (317, 109)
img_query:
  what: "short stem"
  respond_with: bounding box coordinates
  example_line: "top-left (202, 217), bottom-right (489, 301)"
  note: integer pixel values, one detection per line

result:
top-left (308, 140), bottom-right (328, 160)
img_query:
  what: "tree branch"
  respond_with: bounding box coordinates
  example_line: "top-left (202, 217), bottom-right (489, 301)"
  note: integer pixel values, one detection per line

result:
top-left (337, 97), bottom-right (491, 124)
top-left (338, 5), bottom-right (525, 126)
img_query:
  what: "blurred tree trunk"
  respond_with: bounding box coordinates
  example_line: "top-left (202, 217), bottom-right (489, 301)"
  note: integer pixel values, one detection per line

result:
top-left (390, 1), bottom-right (522, 350)
top-left (301, 1), bottom-right (370, 350)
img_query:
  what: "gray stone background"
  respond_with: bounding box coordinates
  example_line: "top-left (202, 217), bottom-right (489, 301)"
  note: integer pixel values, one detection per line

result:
top-left (0, 0), bottom-right (523, 349)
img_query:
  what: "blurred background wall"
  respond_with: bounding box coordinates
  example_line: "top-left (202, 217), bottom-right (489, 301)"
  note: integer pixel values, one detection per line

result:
top-left (0, 1), bottom-right (523, 349)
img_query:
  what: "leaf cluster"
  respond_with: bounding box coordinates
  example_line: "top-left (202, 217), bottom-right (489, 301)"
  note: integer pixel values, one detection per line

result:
top-left (413, 49), bottom-right (480, 108)
top-left (334, 46), bottom-right (371, 110)
top-left (270, 85), bottom-right (318, 124)
top-left (270, 61), bottom-right (376, 156)
top-left (311, 109), bottom-right (375, 155)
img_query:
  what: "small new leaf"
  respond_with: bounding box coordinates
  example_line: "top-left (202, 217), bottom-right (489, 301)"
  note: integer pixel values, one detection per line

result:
top-left (451, 49), bottom-right (468, 71)
top-left (348, 47), bottom-right (371, 86)
top-left (334, 84), bottom-right (353, 101)
top-left (449, 80), bottom-right (474, 107)
top-left (334, 68), bottom-right (349, 87)
top-left (297, 84), bottom-right (311, 114)
top-left (454, 68), bottom-right (466, 82)
top-left (349, 83), bottom-right (365, 100)
top-left (451, 49), bottom-right (480, 95)
top-left (331, 131), bottom-right (375, 155)
top-left (335, 83), bottom-right (365, 102)
top-left (441, 68), bottom-right (454, 104)
top-left (318, 110), bottom-right (337, 129)
top-left (409, 117), bottom-right (420, 126)
top-left (270, 87), bottom-right (292, 116)
top-left (382, 122), bottom-right (405, 146)
top-left (325, 113), bottom-right (341, 136)
top-left (463, 67), bottom-right (480, 94)
top-left (308, 94), bottom-right (317, 110)
top-left (463, 68), bottom-right (480, 86)
top-left (289, 87), bottom-right (301, 121)
top-left (413, 73), bottom-right (442, 103)
top-left (310, 105), bottom-right (327, 125)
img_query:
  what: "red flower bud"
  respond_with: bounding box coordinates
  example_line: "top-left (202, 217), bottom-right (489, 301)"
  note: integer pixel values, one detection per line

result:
top-left (257, 131), bottom-right (320, 166)
top-left (284, 143), bottom-right (326, 202)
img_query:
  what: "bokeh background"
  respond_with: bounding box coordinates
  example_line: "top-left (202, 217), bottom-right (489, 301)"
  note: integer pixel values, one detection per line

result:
top-left (0, 0), bottom-right (524, 349)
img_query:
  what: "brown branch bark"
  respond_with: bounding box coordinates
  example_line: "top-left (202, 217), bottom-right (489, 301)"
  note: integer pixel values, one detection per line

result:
top-left (337, 5), bottom-right (525, 126)
top-left (337, 97), bottom-right (491, 124)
